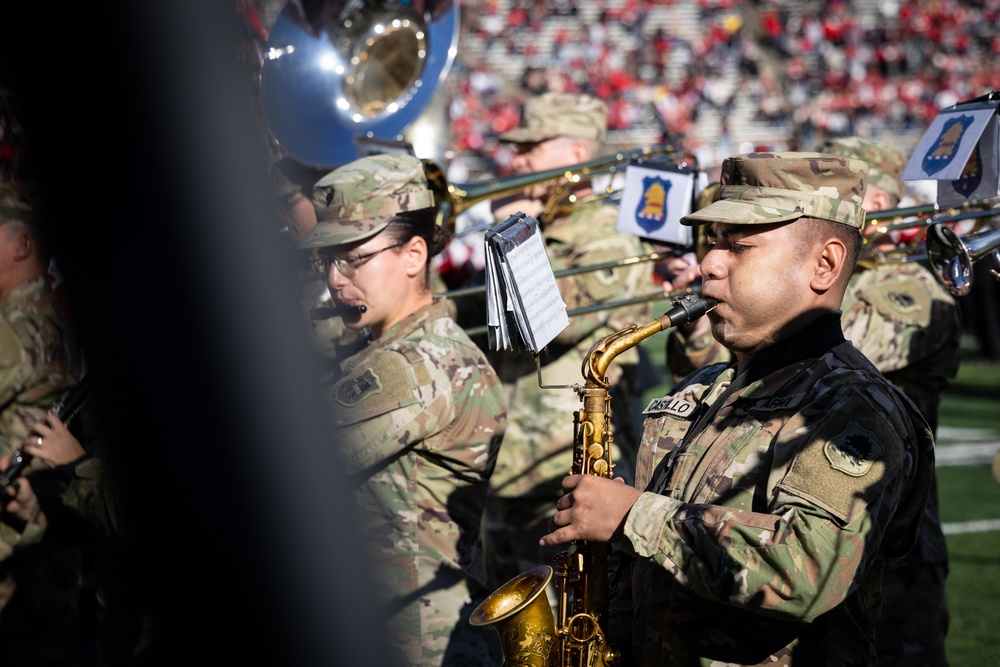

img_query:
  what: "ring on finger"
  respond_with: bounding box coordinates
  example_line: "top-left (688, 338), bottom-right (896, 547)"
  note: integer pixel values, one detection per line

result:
top-left (36, 435), bottom-right (43, 447)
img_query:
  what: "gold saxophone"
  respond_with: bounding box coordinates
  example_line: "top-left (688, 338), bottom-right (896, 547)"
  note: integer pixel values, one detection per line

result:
top-left (470, 293), bottom-right (718, 667)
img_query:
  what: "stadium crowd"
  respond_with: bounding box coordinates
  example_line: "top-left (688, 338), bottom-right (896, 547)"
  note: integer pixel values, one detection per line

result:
top-left (449, 0), bottom-right (1000, 174)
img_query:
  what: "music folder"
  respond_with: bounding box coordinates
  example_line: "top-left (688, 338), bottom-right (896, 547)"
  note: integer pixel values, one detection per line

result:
top-left (484, 212), bottom-right (569, 353)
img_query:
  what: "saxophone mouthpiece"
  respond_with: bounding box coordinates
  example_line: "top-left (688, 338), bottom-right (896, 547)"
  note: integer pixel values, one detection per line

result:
top-left (663, 294), bottom-right (718, 328)
top-left (310, 304), bottom-right (368, 320)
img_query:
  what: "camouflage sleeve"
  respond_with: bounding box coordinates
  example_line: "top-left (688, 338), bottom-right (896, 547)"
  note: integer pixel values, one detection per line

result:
top-left (841, 268), bottom-right (960, 377)
top-left (332, 347), bottom-right (450, 476)
top-left (624, 494), bottom-right (871, 621)
top-left (0, 321), bottom-right (29, 412)
top-left (0, 498), bottom-right (47, 561)
top-left (665, 326), bottom-right (731, 384)
top-left (623, 385), bottom-right (912, 622)
top-left (61, 457), bottom-right (120, 540)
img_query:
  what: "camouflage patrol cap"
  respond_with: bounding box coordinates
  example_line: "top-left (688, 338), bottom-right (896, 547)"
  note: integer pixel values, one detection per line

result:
top-left (298, 153), bottom-right (435, 249)
top-left (0, 183), bottom-right (36, 225)
top-left (681, 152), bottom-right (869, 229)
top-left (814, 137), bottom-right (906, 200)
top-left (498, 93), bottom-right (607, 144)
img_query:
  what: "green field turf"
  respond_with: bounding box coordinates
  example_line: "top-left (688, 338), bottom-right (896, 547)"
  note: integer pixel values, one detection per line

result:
top-left (935, 356), bottom-right (1000, 667)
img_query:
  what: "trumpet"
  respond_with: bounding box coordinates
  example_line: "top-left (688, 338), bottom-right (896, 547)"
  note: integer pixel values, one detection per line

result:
top-left (926, 222), bottom-right (1000, 296)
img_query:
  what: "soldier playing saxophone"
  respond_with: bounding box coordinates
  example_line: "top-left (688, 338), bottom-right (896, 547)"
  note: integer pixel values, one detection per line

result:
top-left (540, 153), bottom-right (935, 666)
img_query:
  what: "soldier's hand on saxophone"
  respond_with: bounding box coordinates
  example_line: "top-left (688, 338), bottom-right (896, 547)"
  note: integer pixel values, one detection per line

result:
top-left (541, 475), bottom-right (640, 546)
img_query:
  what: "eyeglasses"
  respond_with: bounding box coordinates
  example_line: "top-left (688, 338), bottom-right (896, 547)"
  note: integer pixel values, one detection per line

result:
top-left (314, 241), bottom-right (407, 277)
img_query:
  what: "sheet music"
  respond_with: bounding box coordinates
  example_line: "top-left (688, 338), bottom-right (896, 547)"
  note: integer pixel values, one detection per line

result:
top-left (484, 213), bottom-right (569, 353)
top-left (505, 231), bottom-right (568, 351)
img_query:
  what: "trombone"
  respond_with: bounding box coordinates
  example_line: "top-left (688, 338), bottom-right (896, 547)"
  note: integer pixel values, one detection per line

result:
top-left (461, 286), bottom-right (702, 337)
top-left (857, 196), bottom-right (1000, 268)
top-left (423, 144), bottom-right (680, 231)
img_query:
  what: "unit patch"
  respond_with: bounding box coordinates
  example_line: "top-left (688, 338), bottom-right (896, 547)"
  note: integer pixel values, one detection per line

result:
top-left (859, 277), bottom-right (932, 328)
top-left (335, 368), bottom-right (382, 407)
top-left (824, 425), bottom-right (884, 477)
top-left (643, 396), bottom-right (694, 418)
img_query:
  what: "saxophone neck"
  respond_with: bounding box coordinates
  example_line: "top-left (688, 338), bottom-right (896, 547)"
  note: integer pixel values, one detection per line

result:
top-left (583, 294), bottom-right (718, 385)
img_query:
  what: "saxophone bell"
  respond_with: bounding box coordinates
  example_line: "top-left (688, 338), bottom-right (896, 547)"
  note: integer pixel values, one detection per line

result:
top-left (470, 566), bottom-right (556, 667)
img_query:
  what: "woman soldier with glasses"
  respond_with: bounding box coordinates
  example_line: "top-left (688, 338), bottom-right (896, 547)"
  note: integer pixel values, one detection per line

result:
top-left (297, 153), bottom-right (505, 667)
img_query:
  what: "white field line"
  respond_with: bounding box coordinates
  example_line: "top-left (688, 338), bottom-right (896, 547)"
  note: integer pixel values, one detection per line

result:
top-left (942, 518), bottom-right (1000, 535)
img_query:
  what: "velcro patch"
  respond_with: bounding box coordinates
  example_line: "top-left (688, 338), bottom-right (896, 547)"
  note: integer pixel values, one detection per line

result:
top-left (780, 420), bottom-right (889, 524)
top-left (332, 350), bottom-right (419, 424)
top-left (859, 277), bottom-right (932, 328)
top-left (643, 396), bottom-right (695, 418)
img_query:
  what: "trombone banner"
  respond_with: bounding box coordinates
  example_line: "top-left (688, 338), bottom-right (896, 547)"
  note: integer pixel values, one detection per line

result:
top-left (616, 159), bottom-right (697, 247)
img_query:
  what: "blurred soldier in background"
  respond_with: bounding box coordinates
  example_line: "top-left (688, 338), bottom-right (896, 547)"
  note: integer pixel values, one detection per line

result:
top-left (299, 153), bottom-right (505, 666)
top-left (818, 136), bottom-right (959, 667)
top-left (3, 407), bottom-right (165, 667)
top-left (272, 157), bottom-right (371, 365)
top-left (482, 93), bottom-right (656, 603)
top-left (0, 184), bottom-right (83, 666)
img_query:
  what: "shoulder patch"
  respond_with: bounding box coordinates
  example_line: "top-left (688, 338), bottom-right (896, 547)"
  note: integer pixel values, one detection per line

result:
top-left (823, 425), bottom-right (884, 476)
top-left (334, 368), bottom-right (382, 407)
top-left (779, 420), bottom-right (893, 524)
top-left (331, 351), bottom-right (419, 423)
top-left (643, 396), bottom-right (695, 417)
top-left (858, 277), bottom-right (932, 328)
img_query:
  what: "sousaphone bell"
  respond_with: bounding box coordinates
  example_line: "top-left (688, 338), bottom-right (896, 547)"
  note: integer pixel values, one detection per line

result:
top-left (260, 0), bottom-right (459, 168)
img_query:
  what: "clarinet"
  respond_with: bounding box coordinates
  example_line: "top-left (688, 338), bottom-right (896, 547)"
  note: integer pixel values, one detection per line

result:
top-left (0, 373), bottom-right (95, 493)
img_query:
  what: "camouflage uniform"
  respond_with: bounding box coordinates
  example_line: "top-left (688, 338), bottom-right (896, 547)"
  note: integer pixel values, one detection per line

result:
top-left (485, 94), bottom-right (655, 597)
top-left (0, 193), bottom-right (83, 664)
top-left (300, 154), bottom-right (506, 666)
top-left (622, 334), bottom-right (934, 666)
top-left (614, 153), bottom-right (935, 666)
top-left (45, 451), bottom-right (162, 666)
top-left (332, 298), bottom-right (505, 667)
top-left (0, 275), bottom-right (79, 457)
top-left (829, 137), bottom-right (958, 667)
top-left (663, 231), bottom-right (957, 663)
top-left (665, 323), bottom-right (730, 385)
